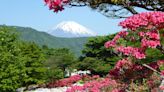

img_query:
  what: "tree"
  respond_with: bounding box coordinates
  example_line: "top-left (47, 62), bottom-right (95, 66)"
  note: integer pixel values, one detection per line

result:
top-left (45, 65), bottom-right (64, 82)
top-left (81, 34), bottom-right (120, 64)
top-left (76, 35), bottom-right (121, 76)
top-left (0, 26), bottom-right (47, 92)
top-left (77, 57), bottom-right (111, 76)
top-left (44, 48), bottom-right (76, 77)
top-left (0, 26), bottom-right (24, 92)
top-left (19, 42), bottom-right (47, 86)
top-left (44, 0), bottom-right (164, 18)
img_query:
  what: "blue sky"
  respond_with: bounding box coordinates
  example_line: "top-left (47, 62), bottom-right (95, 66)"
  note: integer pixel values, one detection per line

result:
top-left (0, 0), bottom-right (123, 35)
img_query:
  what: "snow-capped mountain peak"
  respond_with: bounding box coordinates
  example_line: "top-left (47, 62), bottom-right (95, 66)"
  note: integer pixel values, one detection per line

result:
top-left (48, 21), bottom-right (97, 38)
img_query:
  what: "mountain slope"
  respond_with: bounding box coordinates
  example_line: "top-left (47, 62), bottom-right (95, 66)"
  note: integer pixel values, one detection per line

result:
top-left (5, 26), bottom-right (89, 56)
top-left (48, 21), bottom-right (97, 38)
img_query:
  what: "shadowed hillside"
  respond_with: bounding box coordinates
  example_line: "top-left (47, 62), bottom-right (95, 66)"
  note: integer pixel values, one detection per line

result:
top-left (2, 25), bottom-right (89, 56)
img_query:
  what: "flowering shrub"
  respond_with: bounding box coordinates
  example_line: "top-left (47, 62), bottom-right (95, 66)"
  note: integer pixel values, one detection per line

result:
top-left (66, 11), bottom-right (164, 92)
top-left (109, 62), bottom-right (159, 82)
top-left (105, 12), bottom-right (164, 51)
top-left (105, 11), bottom-right (164, 91)
top-left (47, 75), bottom-right (81, 87)
top-left (128, 73), bottom-right (161, 92)
top-left (105, 11), bottom-right (164, 68)
top-left (66, 78), bottom-right (124, 92)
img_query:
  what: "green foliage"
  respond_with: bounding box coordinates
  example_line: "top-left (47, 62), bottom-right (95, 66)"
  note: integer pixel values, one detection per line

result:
top-left (139, 48), bottom-right (164, 64)
top-left (0, 27), bottom-right (23, 92)
top-left (0, 26), bottom-right (47, 92)
top-left (82, 34), bottom-right (119, 61)
top-left (45, 66), bottom-right (64, 82)
top-left (44, 48), bottom-right (76, 78)
top-left (78, 34), bottom-right (120, 76)
top-left (77, 57), bottom-right (112, 76)
top-left (19, 42), bottom-right (47, 86)
top-left (41, 45), bottom-right (58, 59)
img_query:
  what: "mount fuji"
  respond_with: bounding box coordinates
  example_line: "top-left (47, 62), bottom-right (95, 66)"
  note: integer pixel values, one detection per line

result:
top-left (48, 21), bottom-right (97, 38)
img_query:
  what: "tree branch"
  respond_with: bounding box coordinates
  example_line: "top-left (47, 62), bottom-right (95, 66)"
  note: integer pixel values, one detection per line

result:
top-left (68, 0), bottom-right (164, 18)
top-left (69, 3), bottom-right (87, 7)
top-left (142, 64), bottom-right (160, 74)
top-left (124, 6), bottom-right (138, 14)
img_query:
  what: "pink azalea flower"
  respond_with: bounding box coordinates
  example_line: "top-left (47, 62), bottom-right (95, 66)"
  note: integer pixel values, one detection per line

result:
top-left (44, 0), bottom-right (69, 12)
top-left (119, 11), bottom-right (164, 30)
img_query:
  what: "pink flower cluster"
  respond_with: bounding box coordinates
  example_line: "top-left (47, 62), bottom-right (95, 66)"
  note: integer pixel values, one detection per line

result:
top-left (47, 75), bottom-right (81, 87)
top-left (116, 46), bottom-right (146, 59)
top-left (117, 30), bottom-right (129, 38)
top-left (138, 32), bottom-right (145, 37)
top-left (138, 30), bottom-right (160, 40)
top-left (66, 78), bottom-right (119, 92)
top-left (157, 60), bottom-right (164, 66)
top-left (146, 30), bottom-right (160, 40)
top-left (161, 70), bottom-right (164, 76)
top-left (138, 30), bottom-right (161, 48)
top-left (105, 41), bottom-right (116, 48)
top-left (160, 86), bottom-right (164, 90)
top-left (141, 38), bottom-right (160, 48)
top-left (105, 31), bottom-right (128, 48)
top-left (115, 58), bottom-right (132, 69)
top-left (44, 0), bottom-right (69, 12)
top-left (119, 11), bottom-right (164, 30)
top-left (157, 60), bottom-right (164, 76)
top-left (92, 75), bottom-right (100, 79)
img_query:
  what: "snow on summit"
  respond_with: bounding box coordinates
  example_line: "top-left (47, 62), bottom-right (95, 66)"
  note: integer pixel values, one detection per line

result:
top-left (48, 21), bottom-right (97, 38)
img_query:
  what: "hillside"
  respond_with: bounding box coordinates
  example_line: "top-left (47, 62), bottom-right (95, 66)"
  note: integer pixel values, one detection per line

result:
top-left (4, 26), bottom-right (89, 56)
